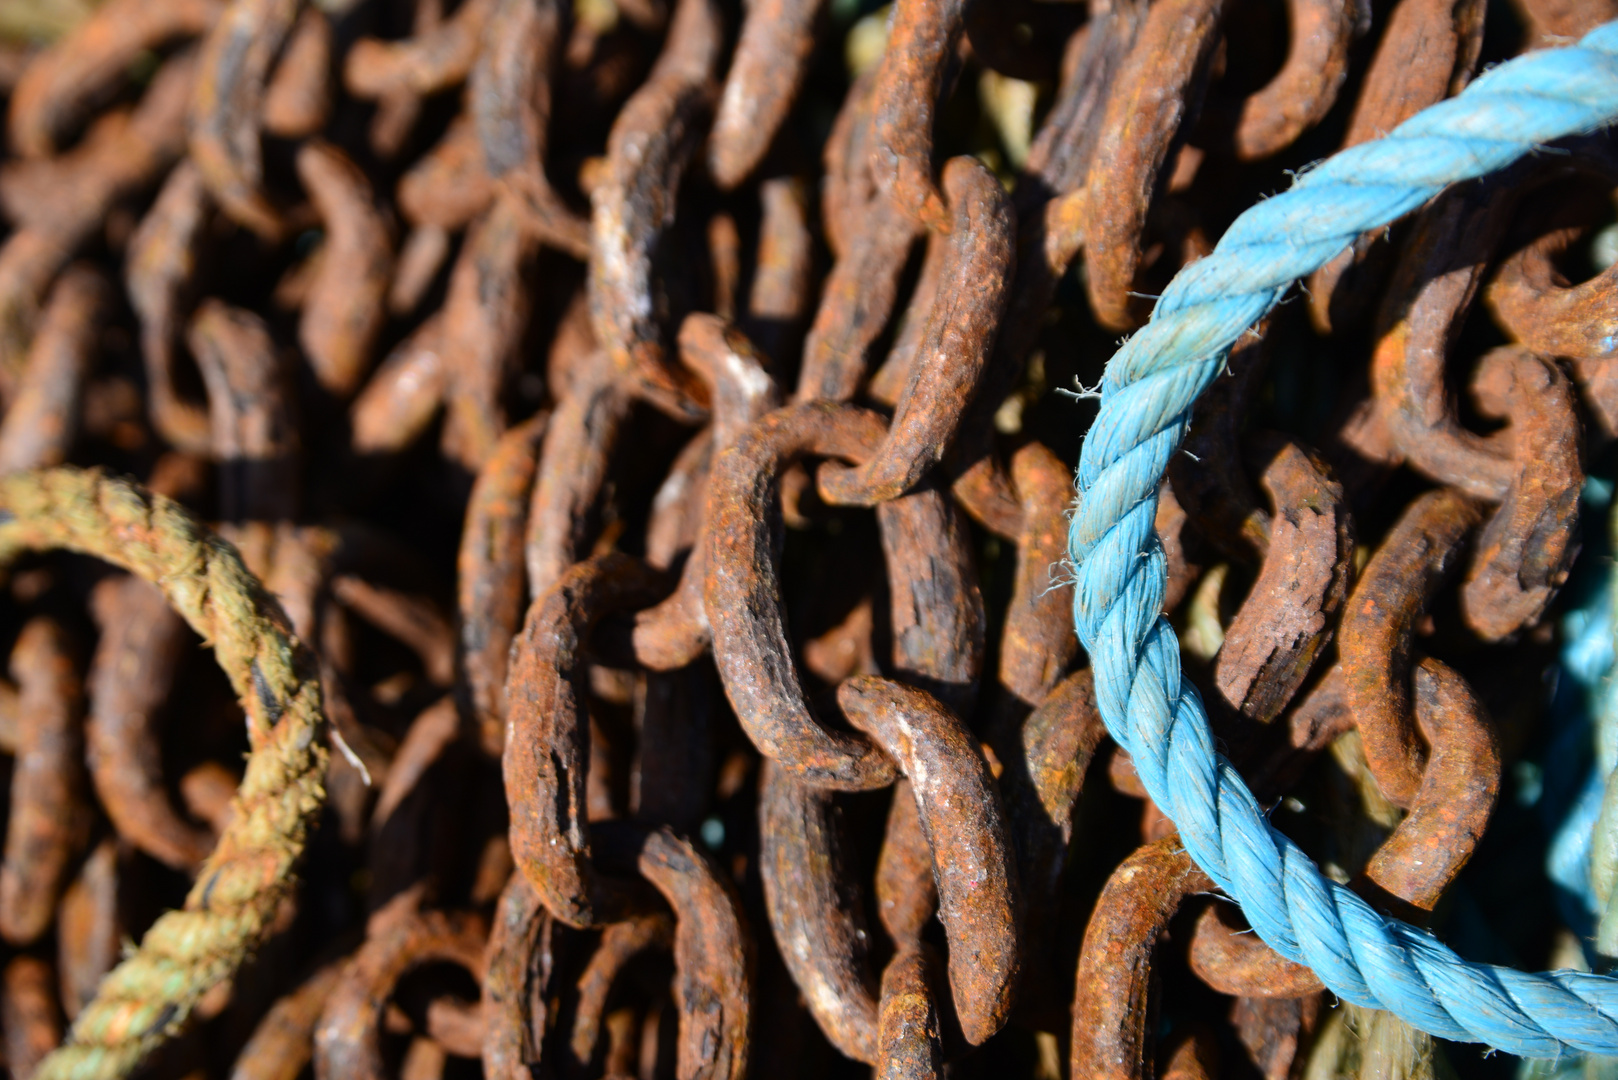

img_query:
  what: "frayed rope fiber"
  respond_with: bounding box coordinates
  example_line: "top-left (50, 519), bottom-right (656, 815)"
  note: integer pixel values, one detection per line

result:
top-left (0, 468), bottom-right (328, 1080)
top-left (1069, 22), bottom-right (1618, 1058)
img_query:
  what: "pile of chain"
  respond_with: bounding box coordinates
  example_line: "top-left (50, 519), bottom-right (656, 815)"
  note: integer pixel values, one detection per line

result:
top-left (0, 0), bottom-right (1612, 1075)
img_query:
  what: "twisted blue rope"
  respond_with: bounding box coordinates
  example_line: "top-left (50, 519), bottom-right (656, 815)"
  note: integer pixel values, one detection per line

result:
top-left (1069, 23), bottom-right (1618, 1057)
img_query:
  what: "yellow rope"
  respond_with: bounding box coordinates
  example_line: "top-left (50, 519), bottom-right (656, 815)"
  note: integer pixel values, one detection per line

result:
top-left (0, 468), bottom-right (328, 1080)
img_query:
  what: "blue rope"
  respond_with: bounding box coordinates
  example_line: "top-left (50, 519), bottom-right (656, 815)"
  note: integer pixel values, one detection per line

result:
top-left (1543, 479), bottom-right (1616, 942)
top-left (1586, 494), bottom-right (1618, 960)
top-left (1068, 23), bottom-right (1618, 1057)
top-left (1531, 478), bottom-right (1618, 1076)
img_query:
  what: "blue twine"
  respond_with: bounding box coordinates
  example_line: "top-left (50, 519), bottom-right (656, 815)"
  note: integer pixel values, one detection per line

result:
top-left (1068, 23), bottom-right (1618, 1057)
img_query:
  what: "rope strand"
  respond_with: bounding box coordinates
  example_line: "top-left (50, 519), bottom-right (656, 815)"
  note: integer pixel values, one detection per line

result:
top-left (0, 468), bottom-right (327, 1080)
top-left (1070, 22), bottom-right (1618, 1057)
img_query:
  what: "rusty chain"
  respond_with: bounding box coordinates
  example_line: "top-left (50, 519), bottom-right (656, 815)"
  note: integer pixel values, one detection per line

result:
top-left (0, 0), bottom-right (1610, 1076)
